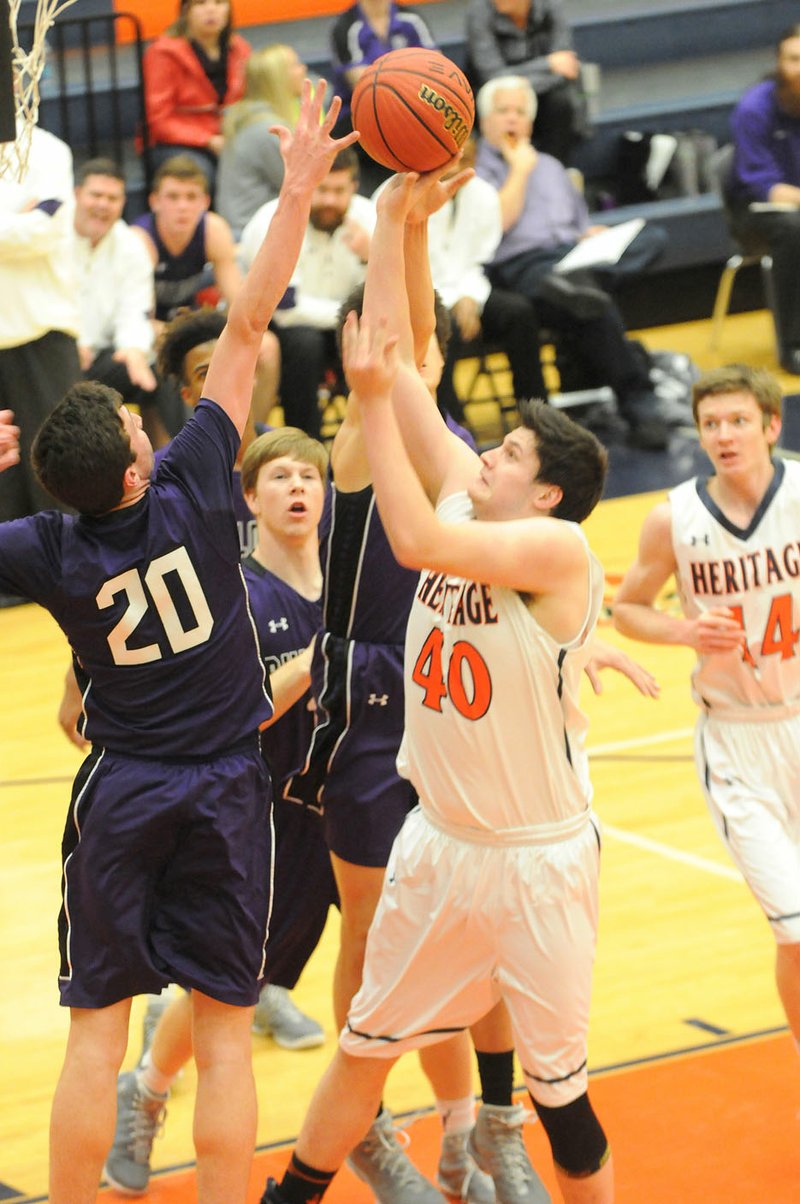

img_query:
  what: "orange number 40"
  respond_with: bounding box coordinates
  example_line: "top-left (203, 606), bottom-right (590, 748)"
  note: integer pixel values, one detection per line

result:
top-left (411, 626), bottom-right (493, 721)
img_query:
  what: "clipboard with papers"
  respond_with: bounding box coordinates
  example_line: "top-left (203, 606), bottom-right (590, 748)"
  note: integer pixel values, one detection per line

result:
top-left (552, 218), bottom-right (645, 274)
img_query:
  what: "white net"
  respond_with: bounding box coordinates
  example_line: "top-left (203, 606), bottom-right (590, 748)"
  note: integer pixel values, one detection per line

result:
top-left (1, 0), bottom-right (81, 180)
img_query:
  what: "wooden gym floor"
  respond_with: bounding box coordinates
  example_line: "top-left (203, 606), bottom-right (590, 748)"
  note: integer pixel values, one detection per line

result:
top-left (2, 309), bottom-right (798, 1202)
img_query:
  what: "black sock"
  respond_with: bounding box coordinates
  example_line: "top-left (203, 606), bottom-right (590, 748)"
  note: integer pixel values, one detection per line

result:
top-left (278, 1154), bottom-right (335, 1203)
top-left (475, 1049), bottom-right (515, 1107)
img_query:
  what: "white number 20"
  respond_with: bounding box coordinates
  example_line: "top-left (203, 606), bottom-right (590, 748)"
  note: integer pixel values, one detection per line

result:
top-left (97, 547), bottom-right (214, 665)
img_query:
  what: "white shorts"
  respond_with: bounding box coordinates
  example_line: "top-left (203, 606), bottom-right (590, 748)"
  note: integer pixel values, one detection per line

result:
top-left (342, 806), bottom-right (601, 1107)
top-left (696, 711), bottom-right (800, 944)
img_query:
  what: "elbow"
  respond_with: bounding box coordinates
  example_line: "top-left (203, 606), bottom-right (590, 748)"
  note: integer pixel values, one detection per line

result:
top-left (386, 529), bottom-right (430, 571)
top-left (609, 602), bottom-right (629, 636)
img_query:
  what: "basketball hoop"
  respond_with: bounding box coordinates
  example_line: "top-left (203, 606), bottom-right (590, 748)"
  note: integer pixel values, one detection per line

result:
top-left (0, 0), bottom-right (80, 179)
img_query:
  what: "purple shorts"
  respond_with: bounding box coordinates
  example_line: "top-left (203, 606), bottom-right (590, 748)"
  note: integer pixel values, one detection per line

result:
top-left (265, 799), bottom-right (339, 988)
top-left (58, 743), bottom-right (272, 1008)
top-left (285, 634), bottom-right (416, 868)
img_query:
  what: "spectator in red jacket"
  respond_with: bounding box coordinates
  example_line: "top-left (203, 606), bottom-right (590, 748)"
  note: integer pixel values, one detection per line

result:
top-left (142, 0), bottom-right (251, 194)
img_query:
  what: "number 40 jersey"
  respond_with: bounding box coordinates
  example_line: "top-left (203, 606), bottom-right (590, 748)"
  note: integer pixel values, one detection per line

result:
top-left (397, 490), bottom-right (604, 837)
top-left (670, 457), bottom-right (800, 716)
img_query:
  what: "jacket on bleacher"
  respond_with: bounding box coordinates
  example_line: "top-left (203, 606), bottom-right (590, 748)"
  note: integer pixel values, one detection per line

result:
top-left (143, 33), bottom-right (250, 150)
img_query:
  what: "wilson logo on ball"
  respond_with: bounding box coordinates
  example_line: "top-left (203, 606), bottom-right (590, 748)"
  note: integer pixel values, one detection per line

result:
top-left (417, 85), bottom-right (471, 147)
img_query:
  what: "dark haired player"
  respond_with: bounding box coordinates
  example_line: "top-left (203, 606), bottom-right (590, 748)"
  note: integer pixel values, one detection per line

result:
top-left (0, 81), bottom-right (356, 1204)
top-left (262, 168), bottom-right (617, 1204)
top-left (103, 429), bottom-right (339, 1194)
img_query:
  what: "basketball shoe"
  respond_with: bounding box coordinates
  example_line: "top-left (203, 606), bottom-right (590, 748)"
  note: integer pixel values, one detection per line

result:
top-left (252, 984), bottom-right (325, 1050)
top-left (467, 1104), bottom-right (550, 1204)
top-left (103, 1070), bottom-right (167, 1194)
top-left (438, 1129), bottom-right (496, 1202)
top-left (347, 1108), bottom-right (447, 1202)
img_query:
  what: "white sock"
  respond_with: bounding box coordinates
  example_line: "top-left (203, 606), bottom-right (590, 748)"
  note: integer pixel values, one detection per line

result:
top-left (436, 1096), bottom-right (476, 1136)
top-left (138, 1053), bottom-right (173, 1097)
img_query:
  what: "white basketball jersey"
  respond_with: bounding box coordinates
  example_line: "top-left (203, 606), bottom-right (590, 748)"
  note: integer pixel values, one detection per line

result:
top-left (670, 457), bottom-right (800, 716)
top-left (397, 492), bottom-right (604, 838)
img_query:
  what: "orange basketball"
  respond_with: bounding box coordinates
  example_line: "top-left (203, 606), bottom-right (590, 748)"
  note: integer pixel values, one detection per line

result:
top-left (351, 48), bottom-right (475, 174)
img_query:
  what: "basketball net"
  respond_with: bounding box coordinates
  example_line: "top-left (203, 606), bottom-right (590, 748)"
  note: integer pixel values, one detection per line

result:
top-left (0, 0), bottom-right (80, 180)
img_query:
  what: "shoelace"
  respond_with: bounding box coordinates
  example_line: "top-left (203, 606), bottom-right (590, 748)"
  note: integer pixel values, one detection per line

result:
top-left (125, 1089), bottom-right (167, 1164)
top-left (357, 1119), bottom-right (424, 1189)
top-left (484, 1111), bottom-right (537, 1189)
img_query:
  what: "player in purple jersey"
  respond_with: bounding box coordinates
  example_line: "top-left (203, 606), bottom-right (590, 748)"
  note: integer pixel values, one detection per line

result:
top-left (0, 81), bottom-right (356, 1204)
top-left (104, 428), bottom-right (340, 1194)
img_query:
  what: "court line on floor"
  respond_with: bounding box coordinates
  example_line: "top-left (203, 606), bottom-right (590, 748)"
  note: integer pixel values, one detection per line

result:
top-left (587, 726), bottom-right (741, 880)
top-left (602, 823), bottom-right (742, 881)
top-left (588, 727), bottom-right (694, 756)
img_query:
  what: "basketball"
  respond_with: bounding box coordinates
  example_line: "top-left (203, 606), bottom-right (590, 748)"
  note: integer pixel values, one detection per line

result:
top-left (351, 48), bottom-right (475, 174)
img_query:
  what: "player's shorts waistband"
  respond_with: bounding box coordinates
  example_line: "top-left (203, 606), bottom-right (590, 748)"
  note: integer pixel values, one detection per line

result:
top-left (420, 805), bottom-right (591, 847)
top-left (701, 700), bottom-right (800, 724)
top-left (99, 733), bottom-right (263, 766)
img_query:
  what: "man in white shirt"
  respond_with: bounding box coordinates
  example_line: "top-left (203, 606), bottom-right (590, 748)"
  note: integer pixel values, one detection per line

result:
top-left (240, 146), bottom-right (375, 436)
top-left (426, 139), bottom-right (548, 422)
top-left (0, 121), bottom-right (80, 531)
top-left (73, 159), bottom-right (173, 446)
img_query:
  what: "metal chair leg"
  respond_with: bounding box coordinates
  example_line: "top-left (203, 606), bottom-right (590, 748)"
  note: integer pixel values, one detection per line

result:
top-left (709, 255), bottom-right (744, 350)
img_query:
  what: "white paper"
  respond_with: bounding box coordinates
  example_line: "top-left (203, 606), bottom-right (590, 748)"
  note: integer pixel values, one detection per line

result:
top-left (553, 218), bottom-right (646, 274)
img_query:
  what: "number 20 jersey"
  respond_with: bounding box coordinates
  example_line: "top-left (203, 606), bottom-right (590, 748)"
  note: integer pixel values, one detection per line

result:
top-left (670, 457), bottom-right (800, 716)
top-left (0, 401), bottom-right (271, 757)
top-left (397, 491), bottom-right (604, 836)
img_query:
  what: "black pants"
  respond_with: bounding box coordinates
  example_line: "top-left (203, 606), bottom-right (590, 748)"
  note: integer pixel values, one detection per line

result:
top-left (735, 206), bottom-right (800, 352)
top-left (488, 258), bottom-right (653, 412)
top-left (273, 325), bottom-right (339, 438)
top-left (0, 329), bottom-right (80, 521)
top-left (438, 288), bottom-right (547, 420)
top-left (533, 79), bottom-right (586, 166)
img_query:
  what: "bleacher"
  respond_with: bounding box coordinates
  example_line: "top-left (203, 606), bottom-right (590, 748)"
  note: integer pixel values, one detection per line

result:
top-left (24, 0), bottom-right (792, 325)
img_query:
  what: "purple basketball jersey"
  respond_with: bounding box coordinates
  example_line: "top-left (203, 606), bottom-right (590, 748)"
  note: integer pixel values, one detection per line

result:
top-left (0, 401), bottom-right (271, 756)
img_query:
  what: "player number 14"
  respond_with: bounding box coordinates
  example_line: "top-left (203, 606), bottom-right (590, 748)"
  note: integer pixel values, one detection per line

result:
top-left (729, 593), bottom-right (799, 665)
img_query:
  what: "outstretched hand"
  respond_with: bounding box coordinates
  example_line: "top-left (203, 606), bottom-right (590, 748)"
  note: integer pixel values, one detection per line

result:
top-left (377, 160), bottom-right (475, 225)
top-left (341, 311), bottom-right (399, 403)
top-left (584, 638), bottom-right (660, 698)
top-left (270, 78), bottom-right (359, 194)
top-left (0, 410), bottom-right (20, 473)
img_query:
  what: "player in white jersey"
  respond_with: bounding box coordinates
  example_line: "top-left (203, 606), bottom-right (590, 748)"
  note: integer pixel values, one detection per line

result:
top-left (613, 363), bottom-right (800, 1055)
top-left (261, 170), bottom-right (616, 1204)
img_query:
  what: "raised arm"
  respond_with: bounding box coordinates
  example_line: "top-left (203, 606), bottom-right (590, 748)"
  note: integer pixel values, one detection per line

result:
top-left (612, 501), bottom-right (745, 654)
top-left (202, 80), bottom-right (357, 435)
top-left (345, 312), bottom-right (585, 602)
top-left (363, 170), bottom-right (475, 501)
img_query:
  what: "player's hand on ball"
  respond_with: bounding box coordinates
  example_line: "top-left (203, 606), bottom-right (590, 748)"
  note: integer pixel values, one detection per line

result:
top-left (342, 312), bottom-right (399, 403)
top-left (377, 163), bottom-right (474, 225)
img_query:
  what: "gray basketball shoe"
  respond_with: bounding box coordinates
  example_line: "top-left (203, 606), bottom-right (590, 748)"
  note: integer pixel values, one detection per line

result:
top-left (438, 1129), bottom-right (497, 1201)
top-left (467, 1104), bottom-right (550, 1204)
top-left (346, 1108), bottom-right (448, 1202)
top-left (252, 984), bottom-right (325, 1050)
top-left (103, 1070), bottom-right (167, 1195)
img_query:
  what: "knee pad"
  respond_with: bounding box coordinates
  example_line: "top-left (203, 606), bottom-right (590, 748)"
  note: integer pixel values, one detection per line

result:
top-left (532, 1092), bottom-right (609, 1177)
